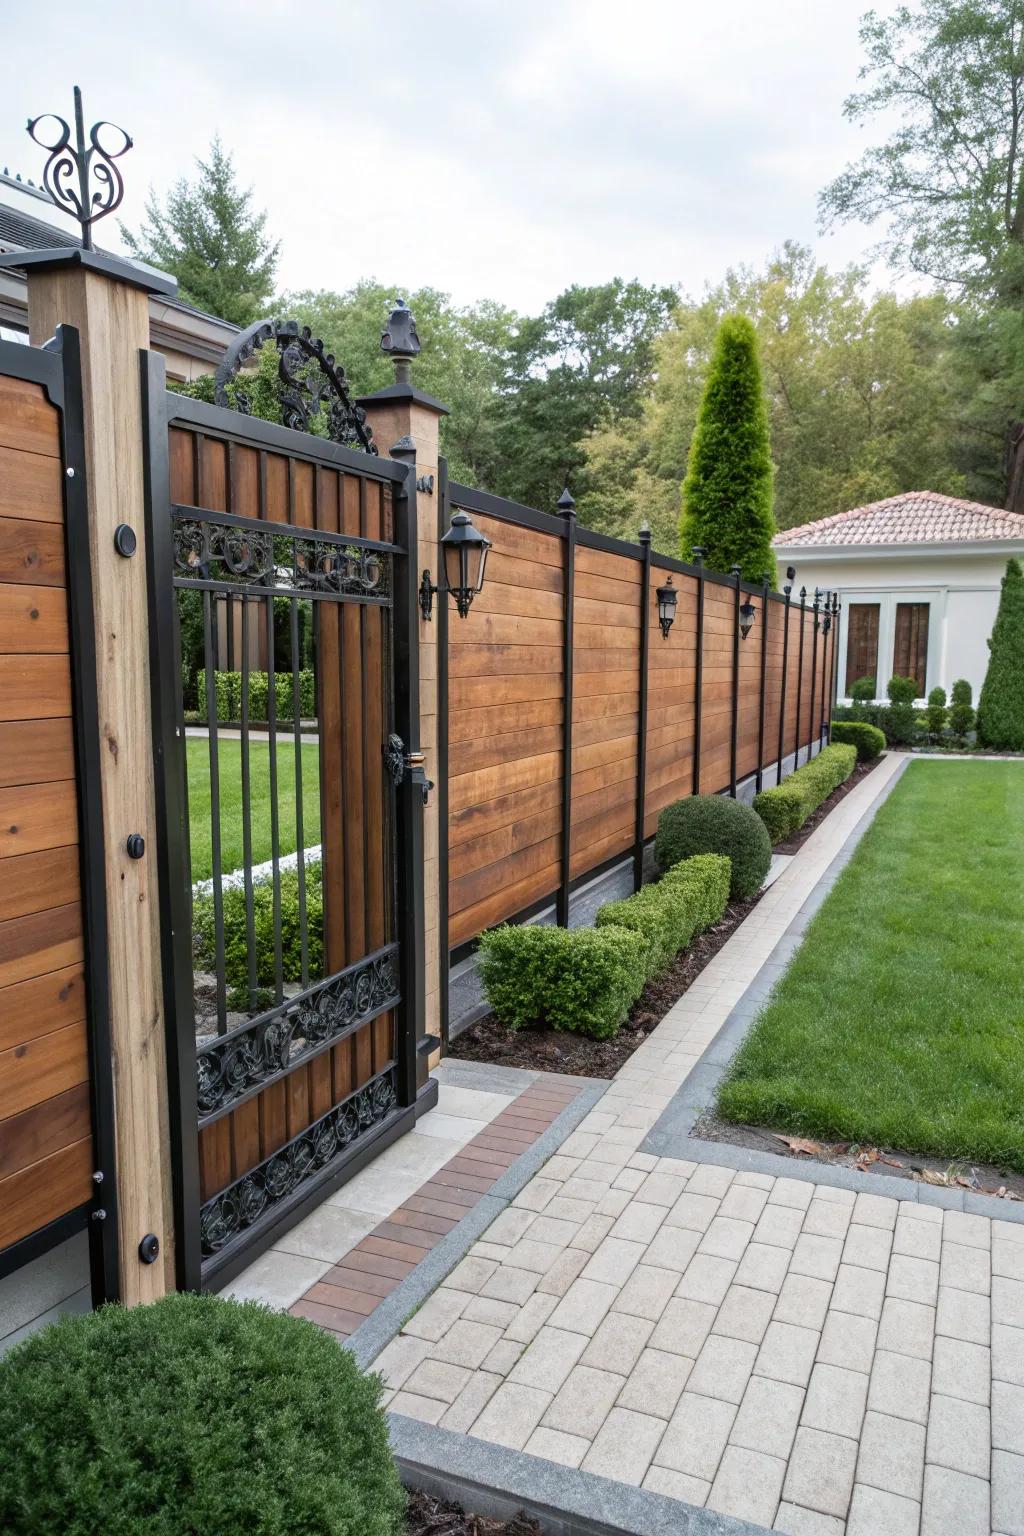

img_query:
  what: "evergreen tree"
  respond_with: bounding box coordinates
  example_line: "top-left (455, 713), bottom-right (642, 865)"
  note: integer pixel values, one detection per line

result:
top-left (122, 139), bottom-right (279, 327)
top-left (976, 557), bottom-right (1024, 750)
top-left (680, 314), bottom-right (776, 580)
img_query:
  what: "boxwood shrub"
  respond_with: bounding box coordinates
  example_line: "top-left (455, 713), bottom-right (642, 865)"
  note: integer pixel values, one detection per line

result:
top-left (752, 742), bottom-right (857, 845)
top-left (194, 862), bottom-right (323, 1002)
top-left (596, 853), bottom-right (730, 980)
top-left (197, 669), bottom-right (316, 723)
top-left (478, 923), bottom-right (647, 1039)
top-left (0, 1293), bottom-right (404, 1536)
top-left (655, 795), bottom-right (771, 900)
top-left (829, 721), bottom-right (886, 762)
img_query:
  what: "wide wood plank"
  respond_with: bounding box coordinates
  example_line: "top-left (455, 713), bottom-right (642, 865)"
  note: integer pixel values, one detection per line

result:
top-left (0, 718), bottom-right (75, 786)
top-left (0, 445), bottom-right (64, 525)
top-left (449, 697), bottom-right (562, 744)
top-left (0, 516), bottom-right (66, 587)
top-left (0, 377), bottom-right (61, 459)
top-left (449, 725), bottom-right (564, 777)
top-left (0, 1135), bottom-right (93, 1251)
top-left (0, 1018), bottom-right (88, 1120)
top-left (0, 1081), bottom-right (90, 1181)
top-left (449, 643), bottom-right (563, 678)
top-left (0, 963), bottom-right (86, 1053)
top-left (0, 583), bottom-right (69, 653)
top-left (449, 774), bottom-right (563, 848)
top-left (0, 780), bottom-right (79, 859)
top-left (0, 654), bottom-right (72, 720)
top-left (451, 610), bottom-right (563, 648)
top-left (450, 834), bottom-right (561, 917)
top-left (0, 901), bottom-right (83, 989)
top-left (0, 844), bottom-right (80, 922)
top-left (450, 861), bottom-right (560, 946)
top-left (449, 751), bottom-right (562, 815)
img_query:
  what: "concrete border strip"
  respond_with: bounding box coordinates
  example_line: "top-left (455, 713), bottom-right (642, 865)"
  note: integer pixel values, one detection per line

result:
top-left (641, 755), bottom-right (1024, 1225)
top-left (391, 1414), bottom-right (771, 1536)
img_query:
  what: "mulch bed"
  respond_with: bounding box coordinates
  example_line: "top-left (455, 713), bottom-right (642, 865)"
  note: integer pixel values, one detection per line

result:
top-left (406, 1489), bottom-right (540, 1536)
top-left (448, 755), bottom-right (885, 1080)
top-left (771, 754), bottom-right (882, 854)
top-left (693, 1107), bottom-right (1024, 1204)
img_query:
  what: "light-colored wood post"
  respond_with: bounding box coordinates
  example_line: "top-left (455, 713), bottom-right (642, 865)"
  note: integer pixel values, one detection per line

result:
top-left (20, 250), bottom-right (177, 1301)
top-left (360, 371), bottom-right (447, 1070)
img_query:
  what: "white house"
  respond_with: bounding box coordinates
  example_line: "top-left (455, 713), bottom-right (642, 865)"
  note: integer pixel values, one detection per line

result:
top-left (773, 491), bottom-right (1024, 704)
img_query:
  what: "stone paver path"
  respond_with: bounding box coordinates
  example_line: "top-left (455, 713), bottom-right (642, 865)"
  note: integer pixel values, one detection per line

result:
top-left (373, 755), bottom-right (1024, 1534)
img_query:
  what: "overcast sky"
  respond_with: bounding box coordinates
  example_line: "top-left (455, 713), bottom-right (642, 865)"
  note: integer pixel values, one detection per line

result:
top-left (2, 0), bottom-right (908, 315)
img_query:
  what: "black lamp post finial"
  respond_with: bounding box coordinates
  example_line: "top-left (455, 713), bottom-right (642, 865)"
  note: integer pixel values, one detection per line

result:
top-left (380, 298), bottom-right (421, 385)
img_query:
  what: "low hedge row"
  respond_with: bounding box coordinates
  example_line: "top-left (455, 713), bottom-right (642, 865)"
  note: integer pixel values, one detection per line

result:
top-left (193, 862), bottom-right (323, 1004)
top-left (752, 742), bottom-right (858, 845)
top-left (477, 853), bottom-right (731, 1039)
top-left (196, 669), bottom-right (316, 723)
top-left (829, 721), bottom-right (886, 762)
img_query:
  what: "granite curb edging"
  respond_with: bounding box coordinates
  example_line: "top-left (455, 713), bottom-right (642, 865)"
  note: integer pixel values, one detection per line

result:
top-left (346, 1079), bottom-right (608, 1371)
top-left (641, 754), bottom-right (1024, 1225)
top-left (391, 1414), bottom-right (771, 1536)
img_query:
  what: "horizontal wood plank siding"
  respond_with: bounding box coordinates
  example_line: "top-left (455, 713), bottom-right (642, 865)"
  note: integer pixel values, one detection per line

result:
top-left (0, 377), bottom-right (94, 1252)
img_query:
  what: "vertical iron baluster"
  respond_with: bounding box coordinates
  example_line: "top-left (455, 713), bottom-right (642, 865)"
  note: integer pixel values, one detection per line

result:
top-left (777, 584), bottom-right (792, 786)
top-left (756, 575), bottom-right (769, 792)
top-left (557, 488), bottom-right (576, 927)
top-left (291, 596), bottom-right (309, 989)
top-left (634, 524), bottom-right (652, 892)
top-left (809, 591), bottom-right (820, 763)
top-left (240, 596), bottom-right (257, 1009)
top-left (795, 588), bottom-right (806, 766)
top-left (730, 565), bottom-right (741, 797)
top-left (266, 592), bottom-right (284, 1003)
top-left (692, 548), bottom-right (704, 795)
top-left (203, 590), bottom-right (227, 1033)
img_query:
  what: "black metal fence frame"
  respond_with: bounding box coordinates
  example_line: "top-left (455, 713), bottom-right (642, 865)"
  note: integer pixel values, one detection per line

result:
top-left (440, 479), bottom-right (840, 973)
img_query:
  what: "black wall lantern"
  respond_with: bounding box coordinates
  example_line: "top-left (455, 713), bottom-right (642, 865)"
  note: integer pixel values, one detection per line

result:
top-left (739, 594), bottom-right (757, 640)
top-left (419, 510), bottom-right (492, 620)
top-left (656, 576), bottom-right (678, 638)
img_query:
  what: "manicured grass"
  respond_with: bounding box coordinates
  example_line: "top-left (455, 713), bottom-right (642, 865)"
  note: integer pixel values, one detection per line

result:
top-left (186, 738), bottom-right (321, 881)
top-left (718, 760), bottom-right (1024, 1171)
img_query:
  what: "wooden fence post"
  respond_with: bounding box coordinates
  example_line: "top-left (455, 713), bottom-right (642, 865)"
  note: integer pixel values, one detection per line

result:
top-left (556, 488), bottom-right (577, 926)
top-left (633, 524), bottom-right (652, 891)
top-left (17, 248), bottom-right (177, 1302)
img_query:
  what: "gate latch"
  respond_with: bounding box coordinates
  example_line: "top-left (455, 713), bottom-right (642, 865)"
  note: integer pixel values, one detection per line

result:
top-left (385, 734), bottom-right (433, 805)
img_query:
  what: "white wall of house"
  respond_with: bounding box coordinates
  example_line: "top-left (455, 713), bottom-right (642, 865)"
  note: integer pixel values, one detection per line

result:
top-left (775, 543), bottom-right (1024, 704)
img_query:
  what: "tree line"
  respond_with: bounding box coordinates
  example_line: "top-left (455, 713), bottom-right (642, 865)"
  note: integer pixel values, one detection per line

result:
top-left (123, 0), bottom-right (1024, 559)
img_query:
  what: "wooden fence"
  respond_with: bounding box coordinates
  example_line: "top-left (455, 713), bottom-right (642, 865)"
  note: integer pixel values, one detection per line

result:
top-left (443, 482), bottom-right (837, 957)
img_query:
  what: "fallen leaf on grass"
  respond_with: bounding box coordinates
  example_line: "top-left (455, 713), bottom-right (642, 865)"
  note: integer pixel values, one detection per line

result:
top-left (774, 1135), bottom-right (824, 1156)
top-left (917, 1169), bottom-right (952, 1187)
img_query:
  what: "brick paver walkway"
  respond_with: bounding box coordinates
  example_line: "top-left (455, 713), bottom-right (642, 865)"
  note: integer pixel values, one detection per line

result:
top-left (373, 755), bottom-right (1024, 1535)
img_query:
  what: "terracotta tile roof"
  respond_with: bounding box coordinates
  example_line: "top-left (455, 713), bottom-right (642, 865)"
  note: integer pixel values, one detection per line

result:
top-left (774, 491), bottom-right (1024, 548)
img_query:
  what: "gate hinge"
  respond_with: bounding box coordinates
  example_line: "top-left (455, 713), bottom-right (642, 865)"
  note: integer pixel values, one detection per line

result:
top-left (385, 734), bottom-right (433, 804)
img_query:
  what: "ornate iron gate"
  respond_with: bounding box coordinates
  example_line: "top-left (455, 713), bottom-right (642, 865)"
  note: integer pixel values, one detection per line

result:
top-left (142, 355), bottom-right (427, 1290)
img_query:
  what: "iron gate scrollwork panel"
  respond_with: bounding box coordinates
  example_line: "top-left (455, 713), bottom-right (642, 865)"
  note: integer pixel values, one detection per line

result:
top-left (199, 1068), bottom-right (398, 1257)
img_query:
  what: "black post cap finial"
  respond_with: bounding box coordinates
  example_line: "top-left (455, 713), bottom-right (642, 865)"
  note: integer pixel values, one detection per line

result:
top-left (556, 487), bottom-right (576, 518)
top-left (381, 299), bottom-right (421, 385)
top-left (27, 85), bottom-right (132, 251)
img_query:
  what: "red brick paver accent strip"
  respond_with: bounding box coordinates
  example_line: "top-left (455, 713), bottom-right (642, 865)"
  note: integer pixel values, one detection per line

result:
top-left (289, 1077), bottom-right (582, 1339)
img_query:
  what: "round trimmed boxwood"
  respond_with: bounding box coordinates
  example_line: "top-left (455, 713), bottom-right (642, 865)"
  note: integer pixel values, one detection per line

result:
top-left (655, 793), bottom-right (771, 900)
top-left (0, 1293), bottom-right (405, 1536)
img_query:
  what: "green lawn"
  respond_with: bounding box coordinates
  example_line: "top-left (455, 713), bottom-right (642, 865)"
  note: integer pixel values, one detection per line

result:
top-left (186, 738), bottom-right (321, 882)
top-left (718, 759), bottom-right (1024, 1171)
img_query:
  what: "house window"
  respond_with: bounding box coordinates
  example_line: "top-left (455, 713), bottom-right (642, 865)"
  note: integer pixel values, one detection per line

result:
top-left (893, 602), bottom-right (929, 694)
top-left (845, 603), bottom-right (880, 693)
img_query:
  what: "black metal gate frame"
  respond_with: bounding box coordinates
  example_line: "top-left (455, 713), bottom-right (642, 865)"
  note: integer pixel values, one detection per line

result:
top-left (0, 329), bottom-right (117, 1303)
top-left (141, 362), bottom-right (430, 1292)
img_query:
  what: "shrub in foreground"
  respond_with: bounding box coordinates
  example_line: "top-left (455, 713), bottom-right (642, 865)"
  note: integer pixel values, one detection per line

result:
top-left (655, 794), bottom-right (771, 900)
top-left (752, 743), bottom-right (857, 846)
top-left (478, 924), bottom-right (646, 1039)
top-left (194, 862), bottom-right (324, 999)
top-left (596, 854), bottom-right (731, 980)
top-left (829, 721), bottom-right (886, 762)
top-left (0, 1293), bottom-right (404, 1536)
top-left (977, 557), bottom-right (1024, 751)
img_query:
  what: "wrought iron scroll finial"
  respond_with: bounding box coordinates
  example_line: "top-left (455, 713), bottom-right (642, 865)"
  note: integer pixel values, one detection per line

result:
top-left (26, 85), bottom-right (132, 250)
top-left (380, 298), bottom-right (421, 384)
